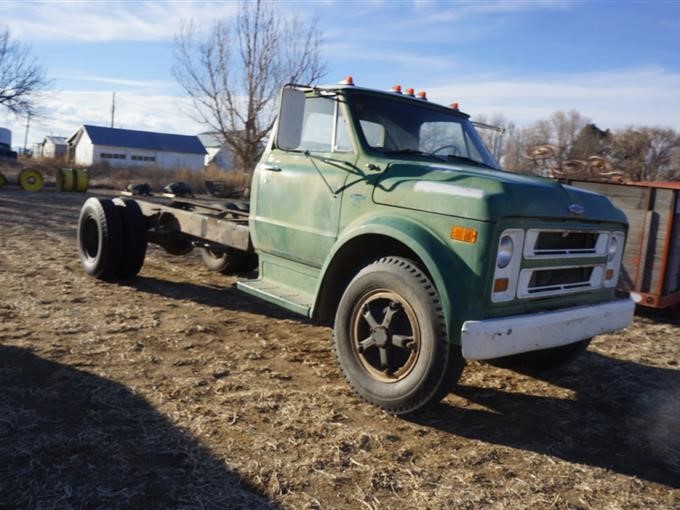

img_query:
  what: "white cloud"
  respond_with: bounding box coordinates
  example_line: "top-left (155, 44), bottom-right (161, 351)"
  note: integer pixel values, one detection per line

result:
top-left (0, 1), bottom-right (238, 42)
top-left (52, 71), bottom-right (174, 90)
top-left (323, 40), bottom-right (458, 70)
top-left (427, 67), bottom-right (680, 130)
top-left (1, 90), bottom-right (204, 149)
top-left (2, 66), bottom-right (678, 153)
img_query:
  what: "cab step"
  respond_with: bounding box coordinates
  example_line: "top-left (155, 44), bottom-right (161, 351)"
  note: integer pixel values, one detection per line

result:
top-left (236, 278), bottom-right (312, 316)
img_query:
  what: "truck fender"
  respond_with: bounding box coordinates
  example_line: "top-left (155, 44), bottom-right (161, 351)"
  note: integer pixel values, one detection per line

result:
top-left (312, 214), bottom-right (470, 344)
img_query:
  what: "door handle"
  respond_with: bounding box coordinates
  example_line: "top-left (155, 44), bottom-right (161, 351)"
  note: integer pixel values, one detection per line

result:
top-left (262, 163), bottom-right (281, 172)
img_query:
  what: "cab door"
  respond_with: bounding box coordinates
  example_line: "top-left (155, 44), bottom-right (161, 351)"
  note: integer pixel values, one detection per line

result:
top-left (252, 94), bottom-right (356, 268)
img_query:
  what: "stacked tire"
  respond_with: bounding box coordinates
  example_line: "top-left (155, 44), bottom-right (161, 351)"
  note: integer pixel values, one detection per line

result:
top-left (77, 197), bottom-right (147, 279)
top-left (18, 168), bottom-right (45, 192)
top-left (57, 168), bottom-right (88, 192)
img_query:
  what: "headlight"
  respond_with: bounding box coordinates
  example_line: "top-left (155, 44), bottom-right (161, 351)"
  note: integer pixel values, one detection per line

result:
top-left (496, 235), bottom-right (514, 268)
top-left (607, 236), bottom-right (618, 263)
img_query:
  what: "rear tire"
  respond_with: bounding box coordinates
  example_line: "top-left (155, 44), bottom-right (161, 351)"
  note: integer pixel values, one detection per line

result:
top-left (198, 201), bottom-right (251, 274)
top-left (113, 198), bottom-right (147, 278)
top-left (77, 197), bottom-right (123, 279)
top-left (333, 257), bottom-right (463, 415)
top-left (199, 247), bottom-right (248, 274)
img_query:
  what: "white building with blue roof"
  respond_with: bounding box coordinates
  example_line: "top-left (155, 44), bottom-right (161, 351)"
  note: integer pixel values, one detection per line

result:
top-left (67, 125), bottom-right (207, 171)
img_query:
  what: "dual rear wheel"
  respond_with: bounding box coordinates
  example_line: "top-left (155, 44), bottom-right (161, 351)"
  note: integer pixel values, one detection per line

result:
top-left (77, 197), bottom-right (147, 279)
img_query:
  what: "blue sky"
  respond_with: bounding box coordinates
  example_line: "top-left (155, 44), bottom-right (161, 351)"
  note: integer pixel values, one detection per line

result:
top-left (1, 0), bottom-right (679, 149)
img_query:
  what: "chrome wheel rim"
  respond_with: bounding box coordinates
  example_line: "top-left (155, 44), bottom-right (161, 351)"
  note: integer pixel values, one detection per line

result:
top-left (350, 289), bottom-right (421, 383)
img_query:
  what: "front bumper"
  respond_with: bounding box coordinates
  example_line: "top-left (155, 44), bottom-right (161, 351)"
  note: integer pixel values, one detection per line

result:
top-left (460, 298), bottom-right (635, 360)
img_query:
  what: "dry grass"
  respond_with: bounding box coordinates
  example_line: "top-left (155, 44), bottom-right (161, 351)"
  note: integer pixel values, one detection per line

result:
top-left (87, 163), bottom-right (251, 196)
top-left (0, 158), bottom-right (251, 196)
top-left (0, 158), bottom-right (62, 186)
top-left (0, 189), bottom-right (678, 509)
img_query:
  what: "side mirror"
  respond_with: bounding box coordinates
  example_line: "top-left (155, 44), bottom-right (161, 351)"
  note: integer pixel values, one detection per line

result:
top-left (276, 88), bottom-right (306, 150)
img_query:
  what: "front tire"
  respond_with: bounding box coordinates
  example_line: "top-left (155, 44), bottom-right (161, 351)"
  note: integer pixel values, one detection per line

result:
top-left (333, 257), bottom-right (463, 415)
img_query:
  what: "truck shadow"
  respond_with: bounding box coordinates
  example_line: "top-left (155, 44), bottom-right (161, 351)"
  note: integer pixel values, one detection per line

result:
top-left (634, 305), bottom-right (680, 325)
top-left (126, 276), bottom-right (314, 323)
top-left (412, 351), bottom-right (680, 488)
top-left (123, 276), bottom-right (679, 488)
top-left (0, 345), bottom-right (278, 509)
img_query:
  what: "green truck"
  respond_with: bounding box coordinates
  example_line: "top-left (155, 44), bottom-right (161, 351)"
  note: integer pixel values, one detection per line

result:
top-left (77, 78), bottom-right (635, 414)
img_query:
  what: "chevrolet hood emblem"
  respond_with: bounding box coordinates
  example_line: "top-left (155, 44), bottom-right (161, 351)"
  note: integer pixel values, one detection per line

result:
top-left (569, 203), bottom-right (585, 215)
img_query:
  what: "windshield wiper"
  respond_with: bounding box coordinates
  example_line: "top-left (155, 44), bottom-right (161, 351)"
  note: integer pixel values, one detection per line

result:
top-left (383, 149), bottom-right (447, 162)
top-left (383, 148), bottom-right (425, 155)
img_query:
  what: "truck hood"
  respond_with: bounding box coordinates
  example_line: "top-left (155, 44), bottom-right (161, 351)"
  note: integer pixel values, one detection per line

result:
top-left (372, 162), bottom-right (627, 224)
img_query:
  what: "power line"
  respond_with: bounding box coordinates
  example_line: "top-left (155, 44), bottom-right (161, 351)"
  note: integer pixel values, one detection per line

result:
top-left (111, 92), bottom-right (116, 128)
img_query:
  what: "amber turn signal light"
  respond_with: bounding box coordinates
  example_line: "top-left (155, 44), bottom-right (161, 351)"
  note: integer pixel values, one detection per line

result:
top-left (493, 278), bottom-right (509, 293)
top-left (451, 226), bottom-right (478, 244)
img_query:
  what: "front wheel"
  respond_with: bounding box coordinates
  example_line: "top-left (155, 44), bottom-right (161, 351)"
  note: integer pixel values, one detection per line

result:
top-left (333, 257), bottom-right (463, 415)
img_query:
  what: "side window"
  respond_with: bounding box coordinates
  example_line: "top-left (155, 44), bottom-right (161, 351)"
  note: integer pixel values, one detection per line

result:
top-left (285, 96), bottom-right (353, 153)
top-left (334, 108), bottom-right (353, 152)
top-left (299, 97), bottom-right (334, 152)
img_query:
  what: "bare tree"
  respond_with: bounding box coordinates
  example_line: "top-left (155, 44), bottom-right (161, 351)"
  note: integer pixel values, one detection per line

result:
top-left (473, 113), bottom-right (512, 164)
top-left (0, 28), bottom-right (49, 116)
top-left (173, 0), bottom-right (326, 173)
top-left (521, 110), bottom-right (590, 169)
top-left (476, 107), bottom-right (680, 182)
top-left (610, 127), bottom-right (680, 181)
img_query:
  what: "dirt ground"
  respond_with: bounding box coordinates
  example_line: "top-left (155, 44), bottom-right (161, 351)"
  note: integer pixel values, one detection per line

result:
top-left (1, 185), bottom-right (678, 509)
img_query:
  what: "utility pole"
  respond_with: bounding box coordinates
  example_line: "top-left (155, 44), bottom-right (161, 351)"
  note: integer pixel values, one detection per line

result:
top-left (23, 112), bottom-right (31, 155)
top-left (111, 92), bottom-right (116, 128)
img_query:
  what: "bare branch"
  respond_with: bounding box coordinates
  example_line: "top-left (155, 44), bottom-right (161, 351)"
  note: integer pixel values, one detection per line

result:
top-left (0, 27), bottom-right (51, 116)
top-left (172, 0), bottom-right (326, 173)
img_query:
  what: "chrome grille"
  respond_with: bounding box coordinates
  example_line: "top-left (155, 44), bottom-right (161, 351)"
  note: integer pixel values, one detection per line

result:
top-left (524, 229), bottom-right (608, 259)
top-left (518, 265), bottom-right (604, 298)
top-left (517, 228), bottom-right (611, 299)
top-left (534, 231), bottom-right (598, 255)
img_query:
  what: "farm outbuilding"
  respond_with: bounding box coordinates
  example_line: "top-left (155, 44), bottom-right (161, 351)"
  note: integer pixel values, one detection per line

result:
top-left (33, 136), bottom-right (68, 159)
top-left (67, 125), bottom-right (207, 171)
top-left (197, 132), bottom-right (235, 170)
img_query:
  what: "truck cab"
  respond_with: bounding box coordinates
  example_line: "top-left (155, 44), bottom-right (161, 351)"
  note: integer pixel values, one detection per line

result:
top-left (240, 78), bottom-right (634, 411)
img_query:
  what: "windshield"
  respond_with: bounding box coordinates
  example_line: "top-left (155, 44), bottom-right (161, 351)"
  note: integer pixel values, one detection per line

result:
top-left (348, 92), bottom-right (500, 169)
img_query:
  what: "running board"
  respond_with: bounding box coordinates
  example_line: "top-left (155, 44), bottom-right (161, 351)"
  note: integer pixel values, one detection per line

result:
top-left (236, 278), bottom-right (312, 317)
